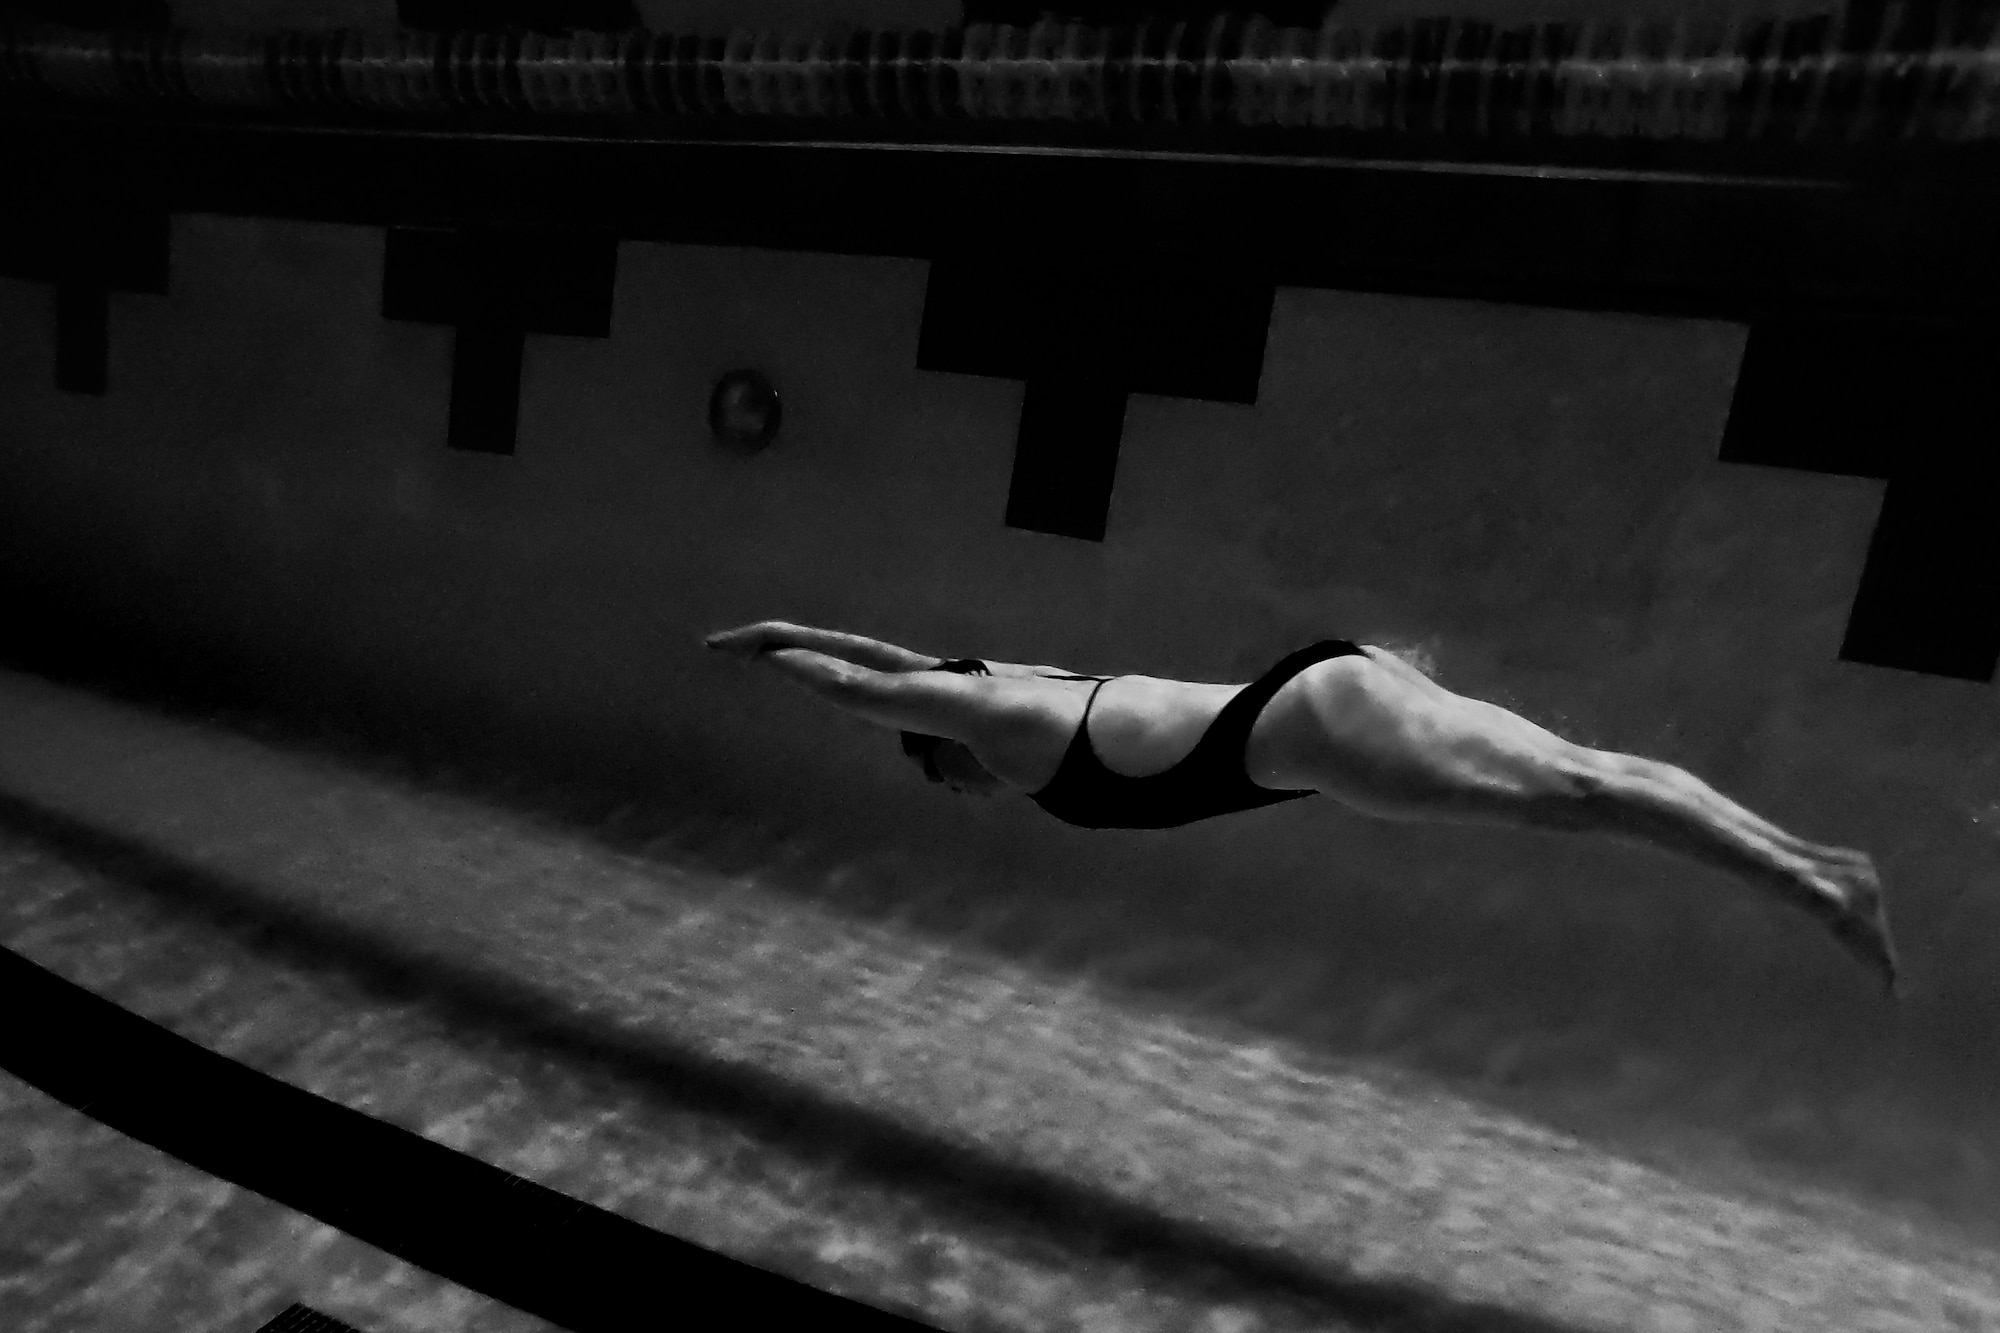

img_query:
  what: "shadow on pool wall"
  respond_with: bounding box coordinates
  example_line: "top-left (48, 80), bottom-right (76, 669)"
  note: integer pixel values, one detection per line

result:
top-left (3, 212), bottom-right (1999, 1237)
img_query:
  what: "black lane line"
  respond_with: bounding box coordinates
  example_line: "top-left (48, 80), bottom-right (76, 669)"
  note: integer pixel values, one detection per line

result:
top-left (0, 788), bottom-right (1590, 1333)
top-left (0, 939), bottom-right (938, 1332)
top-left (0, 848), bottom-right (938, 1330)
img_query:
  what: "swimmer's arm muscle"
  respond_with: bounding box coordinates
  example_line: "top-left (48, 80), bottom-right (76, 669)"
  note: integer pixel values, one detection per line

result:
top-left (997, 663), bottom-right (1086, 679)
top-left (766, 630), bottom-right (1076, 680)
top-left (710, 620), bottom-right (1076, 679)
top-left (725, 621), bottom-right (942, 672)
top-left (759, 649), bottom-right (995, 742)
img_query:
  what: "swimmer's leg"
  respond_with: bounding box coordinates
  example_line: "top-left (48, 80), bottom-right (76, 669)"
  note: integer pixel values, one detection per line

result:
top-left (1522, 748), bottom-right (1897, 995)
top-left (1283, 656), bottom-right (1900, 994)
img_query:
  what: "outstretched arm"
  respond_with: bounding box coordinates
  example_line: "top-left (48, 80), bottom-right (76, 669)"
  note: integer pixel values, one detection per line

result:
top-left (750, 647), bottom-right (876, 701)
top-left (706, 621), bottom-right (941, 672)
top-left (730, 645), bottom-right (1012, 743)
top-left (707, 620), bottom-right (1076, 679)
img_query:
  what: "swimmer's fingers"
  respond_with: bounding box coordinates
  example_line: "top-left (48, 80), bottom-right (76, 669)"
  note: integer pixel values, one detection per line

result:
top-left (704, 623), bottom-right (779, 659)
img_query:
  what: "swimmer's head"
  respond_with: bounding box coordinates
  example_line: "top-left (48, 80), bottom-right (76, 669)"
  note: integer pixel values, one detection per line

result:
top-left (900, 732), bottom-right (1003, 796)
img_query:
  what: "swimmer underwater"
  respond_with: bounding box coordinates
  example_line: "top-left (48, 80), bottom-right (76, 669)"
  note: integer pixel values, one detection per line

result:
top-left (705, 619), bottom-right (1900, 996)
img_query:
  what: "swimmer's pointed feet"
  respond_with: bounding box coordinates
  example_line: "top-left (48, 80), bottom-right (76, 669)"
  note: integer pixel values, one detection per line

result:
top-left (1803, 852), bottom-right (1902, 1000)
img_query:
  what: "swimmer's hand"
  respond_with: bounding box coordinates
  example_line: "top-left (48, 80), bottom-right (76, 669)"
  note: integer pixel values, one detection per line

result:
top-left (704, 621), bottom-right (792, 660)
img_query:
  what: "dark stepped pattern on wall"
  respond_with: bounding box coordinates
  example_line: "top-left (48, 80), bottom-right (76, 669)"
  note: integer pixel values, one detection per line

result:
top-left (381, 226), bottom-right (618, 455)
top-left (1, 12), bottom-right (1998, 166)
top-left (5, 20), bottom-right (1997, 669)
top-left (921, 247), bottom-right (1272, 541)
top-left (0, 194), bottom-right (166, 396)
top-left (1721, 317), bottom-right (2000, 682)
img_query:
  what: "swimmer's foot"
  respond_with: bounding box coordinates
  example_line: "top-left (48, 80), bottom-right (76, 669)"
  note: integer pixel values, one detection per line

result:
top-left (1797, 851), bottom-right (1901, 999)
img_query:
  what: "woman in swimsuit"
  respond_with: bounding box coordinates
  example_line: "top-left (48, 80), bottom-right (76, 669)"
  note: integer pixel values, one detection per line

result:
top-left (705, 619), bottom-right (1899, 995)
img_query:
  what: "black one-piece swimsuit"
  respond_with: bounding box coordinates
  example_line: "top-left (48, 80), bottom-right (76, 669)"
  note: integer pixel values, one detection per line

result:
top-left (1023, 640), bottom-right (1365, 830)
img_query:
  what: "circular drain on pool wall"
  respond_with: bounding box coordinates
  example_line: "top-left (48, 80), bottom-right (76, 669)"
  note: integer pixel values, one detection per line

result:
top-left (710, 369), bottom-right (782, 451)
